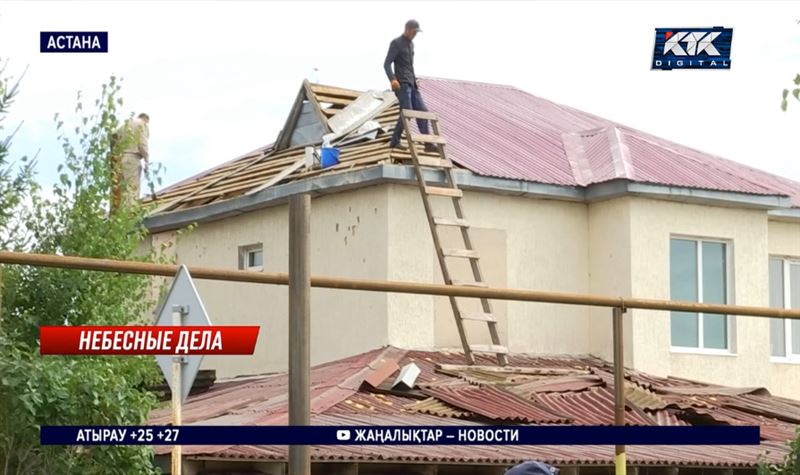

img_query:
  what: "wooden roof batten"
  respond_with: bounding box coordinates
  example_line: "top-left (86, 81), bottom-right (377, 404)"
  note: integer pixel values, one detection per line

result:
top-left (144, 81), bottom-right (438, 215)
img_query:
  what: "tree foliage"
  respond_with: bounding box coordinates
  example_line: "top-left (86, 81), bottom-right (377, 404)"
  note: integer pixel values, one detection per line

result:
top-left (781, 74), bottom-right (800, 111)
top-left (0, 72), bottom-right (166, 474)
top-left (758, 428), bottom-right (800, 475)
top-left (0, 62), bottom-right (36, 250)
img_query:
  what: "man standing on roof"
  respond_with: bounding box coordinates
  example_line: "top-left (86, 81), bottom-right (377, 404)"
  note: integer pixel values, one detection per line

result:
top-left (384, 19), bottom-right (437, 152)
top-left (110, 112), bottom-right (149, 213)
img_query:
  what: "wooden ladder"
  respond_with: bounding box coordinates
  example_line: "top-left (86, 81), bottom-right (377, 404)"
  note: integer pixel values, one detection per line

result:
top-left (400, 109), bottom-right (508, 366)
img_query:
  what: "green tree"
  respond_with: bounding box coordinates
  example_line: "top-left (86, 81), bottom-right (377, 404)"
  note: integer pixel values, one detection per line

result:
top-left (781, 74), bottom-right (800, 111)
top-left (0, 74), bottom-right (166, 474)
top-left (0, 62), bottom-right (36, 250)
top-left (758, 428), bottom-right (800, 475)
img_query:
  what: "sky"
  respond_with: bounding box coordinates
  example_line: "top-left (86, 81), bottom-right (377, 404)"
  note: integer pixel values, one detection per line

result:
top-left (1, 1), bottom-right (799, 192)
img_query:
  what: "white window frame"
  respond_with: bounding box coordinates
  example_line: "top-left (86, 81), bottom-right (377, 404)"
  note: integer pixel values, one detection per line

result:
top-left (770, 256), bottom-right (800, 364)
top-left (239, 244), bottom-right (263, 272)
top-left (669, 236), bottom-right (736, 355)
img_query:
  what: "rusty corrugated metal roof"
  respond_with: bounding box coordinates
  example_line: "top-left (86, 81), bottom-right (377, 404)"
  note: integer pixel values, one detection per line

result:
top-left (155, 412), bottom-right (792, 467)
top-left (407, 397), bottom-right (474, 418)
top-left (149, 346), bottom-right (799, 467)
top-left (510, 375), bottom-right (603, 394)
top-left (173, 442), bottom-right (789, 467)
top-left (421, 381), bottom-right (571, 424)
top-left (625, 383), bottom-right (669, 411)
top-left (535, 387), bottom-right (653, 426)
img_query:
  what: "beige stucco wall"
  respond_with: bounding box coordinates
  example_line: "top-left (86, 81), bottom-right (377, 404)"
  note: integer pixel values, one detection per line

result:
top-left (769, 220), bottom-right (800, 258)
top-left (626, 198), bottom-right (800, 398)
top-left (432, 227), bottom-right (508, 350)
top-left (767, 219), bottom-right (800, 398)
top-left (148, 179), bottom-right (800, 396)
top-left (164, 185), bottom-right (391, 378)
top-left (587, 198), bottom-right (633, 364)
top-left (385, 184), bottom-right (591, 355)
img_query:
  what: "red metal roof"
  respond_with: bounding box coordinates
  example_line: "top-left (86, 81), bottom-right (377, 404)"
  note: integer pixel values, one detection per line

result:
top-left (150, 347), bottom-right (800, 467)
top-left (420, 77), bottom-right (800, 206)
top-left (153, 78), bottom-right (800, 213)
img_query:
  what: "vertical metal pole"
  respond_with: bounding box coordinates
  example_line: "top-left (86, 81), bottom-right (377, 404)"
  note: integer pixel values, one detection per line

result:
top-left (289, 194), bottom-right (311, 475)
top-left (612, 307), bottom-right (626, 475)
top-left (171, 306), bottom-right (184, 475)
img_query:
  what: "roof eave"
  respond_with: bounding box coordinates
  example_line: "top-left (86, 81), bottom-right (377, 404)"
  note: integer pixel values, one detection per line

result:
top-left (586, 179), bottom-right (793, 211)
top-left (767, 208), bottom-right (800, 222)
top-left (143, 168), bottom-right (793, 233)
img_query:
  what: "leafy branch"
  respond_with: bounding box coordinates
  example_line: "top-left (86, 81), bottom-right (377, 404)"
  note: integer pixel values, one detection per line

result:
top-left (758, 428), bottom-right (800, 475)
top-left (781, 74), bottom-right (800, 111)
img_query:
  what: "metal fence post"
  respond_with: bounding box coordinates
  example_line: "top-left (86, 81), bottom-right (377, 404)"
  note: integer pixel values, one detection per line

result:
top-left (171, 305), bottom-right (187, 475)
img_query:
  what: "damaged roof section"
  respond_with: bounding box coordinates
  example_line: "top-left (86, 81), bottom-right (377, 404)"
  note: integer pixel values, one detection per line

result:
top-left (149, 346), bottom-right (800, 467)
top-left (147, 82), bottom-right (439, 214)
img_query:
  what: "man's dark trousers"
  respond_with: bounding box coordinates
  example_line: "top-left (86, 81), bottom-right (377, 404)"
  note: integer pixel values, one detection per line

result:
top-left (390, 83), bottom-right (430, 147)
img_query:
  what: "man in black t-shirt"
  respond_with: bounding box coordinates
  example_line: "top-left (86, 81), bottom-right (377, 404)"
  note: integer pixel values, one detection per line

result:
top-left (383, 19), bottom-right (436, 151)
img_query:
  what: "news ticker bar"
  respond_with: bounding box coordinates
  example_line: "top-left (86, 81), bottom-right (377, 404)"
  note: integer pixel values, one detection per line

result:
top-left (39, 326), bottom-right (259, 355)
top-left (41, 426), bottom-right (760, 446)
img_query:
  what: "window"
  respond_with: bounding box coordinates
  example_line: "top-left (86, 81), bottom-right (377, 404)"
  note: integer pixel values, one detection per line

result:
top-left (670, 238), bottom-right (731, 351)
top-left (769, 257), bottom-right (800, 360)
top-left (239, 244), bottom-right (263, 272)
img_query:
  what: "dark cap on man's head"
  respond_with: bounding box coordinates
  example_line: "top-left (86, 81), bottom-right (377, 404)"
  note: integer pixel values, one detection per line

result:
top-left (405, 19), bottom-right (422, 32)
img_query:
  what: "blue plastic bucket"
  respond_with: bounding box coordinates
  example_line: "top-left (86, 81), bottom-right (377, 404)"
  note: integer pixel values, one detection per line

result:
top-left (320, 147), bottom-right (340, 168)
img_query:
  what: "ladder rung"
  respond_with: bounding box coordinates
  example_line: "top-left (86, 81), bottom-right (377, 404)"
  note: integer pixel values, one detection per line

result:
top-left (402, 110), bottom-right (438, 121)
top-left (411, 133), bottom-right (447, 145)
top-left (415, 156), bottom-right (452, 168)
top-left (451, 280), bottom-right (488, 288)
top-left (433, 217), bottom-right (470, 228)
top-left (442, 248), bottom-right (480, 259)
top-left (460, 313), bottom-right (497, 323)
top-left (425, 186), bottom-right (463, 198)
top-left (469, 344), bottom-right (509, 354)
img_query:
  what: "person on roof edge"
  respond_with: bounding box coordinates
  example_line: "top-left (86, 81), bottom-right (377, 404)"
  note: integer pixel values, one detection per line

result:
top-left (384, 19), bottom-right (438, 153)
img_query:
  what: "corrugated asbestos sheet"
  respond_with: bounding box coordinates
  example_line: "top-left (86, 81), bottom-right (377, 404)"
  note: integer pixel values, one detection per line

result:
top-left (406, 397), bottom-right (474, 419)
top-left (534, 387), bottom-right (653, 425)
top-left (146, 77), bottom-right (800, 217)
top-left (421, 381), bottom-right (571, 424)
top-left (150, 346), bottom-right (800, 467)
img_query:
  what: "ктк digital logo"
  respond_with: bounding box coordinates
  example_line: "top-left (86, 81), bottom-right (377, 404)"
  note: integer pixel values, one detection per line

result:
top-left (652, 27), bottom-right (732, 70)
top-left (40, 32), bottom-right (108, 53)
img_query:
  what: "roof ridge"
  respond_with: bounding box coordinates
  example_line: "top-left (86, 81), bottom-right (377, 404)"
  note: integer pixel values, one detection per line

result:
top-left (306, 81), bottom-right (364, 95)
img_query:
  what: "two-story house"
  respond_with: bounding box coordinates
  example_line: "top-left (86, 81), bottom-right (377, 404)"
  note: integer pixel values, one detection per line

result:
top-left (143, 77), bottom-right (800, 398)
